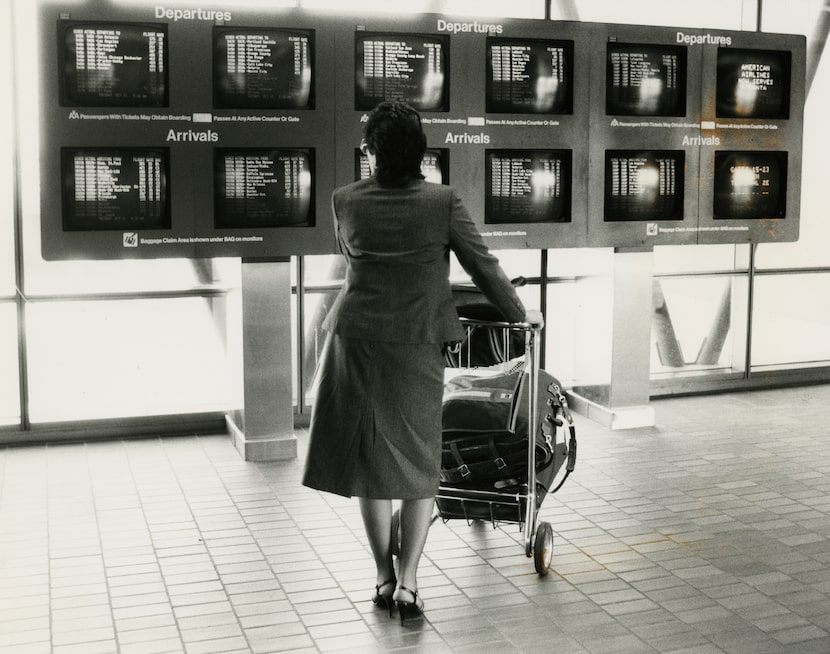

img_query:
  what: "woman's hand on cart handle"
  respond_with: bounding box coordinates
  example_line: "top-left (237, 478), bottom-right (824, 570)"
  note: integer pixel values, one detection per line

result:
top-left (525, 309), bottom-right (544, 329)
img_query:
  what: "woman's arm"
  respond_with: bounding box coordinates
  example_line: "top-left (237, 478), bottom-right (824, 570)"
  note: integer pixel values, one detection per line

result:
top-left (448, 190), bottom-right (527, 323)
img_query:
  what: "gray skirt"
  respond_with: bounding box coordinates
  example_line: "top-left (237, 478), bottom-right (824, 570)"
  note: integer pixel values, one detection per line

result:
top-left (302, 333), bottom-right (445, 499)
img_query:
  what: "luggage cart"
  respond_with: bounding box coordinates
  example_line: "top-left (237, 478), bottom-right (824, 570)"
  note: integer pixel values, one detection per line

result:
top-left (393, 316), bottom-right (577, 575)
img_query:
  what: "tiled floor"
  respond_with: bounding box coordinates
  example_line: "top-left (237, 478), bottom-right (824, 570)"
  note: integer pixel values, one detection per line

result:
top-left (2, 384), bottom-right (830, 654)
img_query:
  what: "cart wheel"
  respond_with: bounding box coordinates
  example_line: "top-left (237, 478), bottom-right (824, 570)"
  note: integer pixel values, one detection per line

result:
top-left (533, 522), bottom-right (554, 575)
top-left (391, 509), bottom-right (402, 558)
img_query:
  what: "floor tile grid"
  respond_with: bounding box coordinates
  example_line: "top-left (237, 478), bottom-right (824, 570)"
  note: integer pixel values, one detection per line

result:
top-left (2, 383), bottom-right (830, 653)
top-left (292, 386), bottom-right (830, 653)
top-left (533, 390), bottom-right (830, 653)
top-left (141, 436), bottom-right (319, 654)
top-left (282, 422), bottom-right (667, 653)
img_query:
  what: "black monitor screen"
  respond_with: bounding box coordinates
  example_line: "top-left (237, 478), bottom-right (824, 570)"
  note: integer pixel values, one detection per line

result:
top-left (716, 48), bottom-right (791, 119)
top-left (354, 148), bottom-right (448, 184)
top-left (61, 148), bottom-right (170, 230)
top-left (486, 37), bottom-right (573, 114)
top-left (713, 151), bottom-right (787, 219)
top-left (606, 42), bottom-right (687, 116)
top-left (485, 150), bottom-right (571, 224)
top-left (59, 21), bottom-right (168, 107)
top-left (215, 148), bottom-right (314, 228)
top-left (214, 27), bottom-right (314, 109)
top-left (605, 150), bottom-right (684, 221)
top-left (355, 32), bottom-right (449, 111)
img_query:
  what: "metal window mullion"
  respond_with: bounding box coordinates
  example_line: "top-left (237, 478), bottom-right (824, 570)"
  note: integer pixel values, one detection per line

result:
top-left (745, 244), bottom-right (757, 380)
top-left (9, 0), bottom-right (29, 432)
top-left (23, 289), bottom-right (229, 303)
top-left (540, 249), bottom-right (548, 368)
top-left (296, 255), bottom-right (306, 415)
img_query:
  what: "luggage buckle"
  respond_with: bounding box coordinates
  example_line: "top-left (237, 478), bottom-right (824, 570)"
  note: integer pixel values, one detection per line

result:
top-left (494, 457), bottom-right (507, 470)
top-left (541, 422), bottom-right (554, 448)
top-left (459, 464), bottom-right (471, 478)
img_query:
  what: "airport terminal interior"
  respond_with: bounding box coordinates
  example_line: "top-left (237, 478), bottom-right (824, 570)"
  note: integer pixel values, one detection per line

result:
top-left (3, 0), bottom-right (830, 652)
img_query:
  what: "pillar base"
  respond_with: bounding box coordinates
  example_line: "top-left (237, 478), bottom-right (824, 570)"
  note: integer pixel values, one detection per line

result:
top-left (226, 414), bottom-right (297, 461)
top-left (567, 391), bottom-right (655, 430)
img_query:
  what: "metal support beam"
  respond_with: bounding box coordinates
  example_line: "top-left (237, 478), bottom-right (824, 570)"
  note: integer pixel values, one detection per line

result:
top-left (807, 0), bottom-right (830, 94)
top-left (552, 0), bottom-right (580, 20)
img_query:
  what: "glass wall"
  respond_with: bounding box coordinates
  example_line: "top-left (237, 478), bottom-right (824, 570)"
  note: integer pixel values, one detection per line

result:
top-left (3, 0), bottom-right (241, 436)
top-left (3, 0), bottom-right (830, 437)
top-left (750, 23), bottom-right (830, 382)
top-left (26, 298), bottom-right (238, 422)
top-left (753, 272), bottom-right (830, 368)
top-left (1, 0), bottom-right (19, 427)
top-left (563, 0), bottom-right (830, 389)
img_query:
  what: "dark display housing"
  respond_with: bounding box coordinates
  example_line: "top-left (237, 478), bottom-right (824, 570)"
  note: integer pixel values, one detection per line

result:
top-left (213, 26), bottom-right (315, 109)
top-left (486, 37), bottom-right (574, 114)
top-left (59, 21), bottom-right (169, 107)
top-left (606, 42), bottom-right (687, 116)
top-left (354, 148), bottom-right (448, 184)
top-left (713, 151), bottom-right (787, 219)
top-left (604, 150), bottom-right (684, 221)
top-left (61, 147), bottom-right (171, 230)
top-left (214, 148), bottom-right (314, 228)
top-left (716, 47), bottom-right (791, 119)
top-left (355, 31), bottom-right (449, 111)
top-left (485, 149), bottom-right (572, 224)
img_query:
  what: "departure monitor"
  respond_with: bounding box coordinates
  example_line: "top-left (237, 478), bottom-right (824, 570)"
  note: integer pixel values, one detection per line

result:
top-left (213, 27), bottom-right (314, 109)
top-left (485, 149), bottom-right (572, 224)
top-left (716, 48), bottom-right (791, 119)
top-left (713, 151), bottom-right (787, 219)
top-left (61, 147), bottom-right (170, 230)
top-left (214, 148), bottom-right (314, 228)
top-left (606, 42), bottom-right (687, 116)
top-left (355, 32), bottom-right (449, 111)
top-left (59, 21), bottom-right (168, 107)
top-left (486, 37), bottom-right (574, 114)
top-left (604, 150), bottom-right (684, 221)
top-left (355, 148), bottom-right (448, 184)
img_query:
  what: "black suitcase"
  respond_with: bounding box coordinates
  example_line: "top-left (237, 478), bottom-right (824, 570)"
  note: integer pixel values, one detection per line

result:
top-left (437, 366), bottom-right (573, 523)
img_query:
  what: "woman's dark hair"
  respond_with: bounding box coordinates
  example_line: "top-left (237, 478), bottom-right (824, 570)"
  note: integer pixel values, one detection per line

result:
top-left (363, 101), bottom-right (427, 187)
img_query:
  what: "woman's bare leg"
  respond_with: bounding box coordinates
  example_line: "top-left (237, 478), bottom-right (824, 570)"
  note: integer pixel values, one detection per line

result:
top-left (358, 497), bottom-right (395, 587)
top-left (393, 497), bottom-right (434, 604)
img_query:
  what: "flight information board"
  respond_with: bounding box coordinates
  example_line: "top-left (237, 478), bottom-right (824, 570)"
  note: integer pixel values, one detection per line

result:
top-left (37, 5), bottom-right (805, 259)
top-left (697, 28), bottom-right (805, 244)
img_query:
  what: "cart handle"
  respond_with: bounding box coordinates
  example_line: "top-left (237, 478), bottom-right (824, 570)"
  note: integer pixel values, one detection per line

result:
top-left (458, 315), bottom-right (544, 331)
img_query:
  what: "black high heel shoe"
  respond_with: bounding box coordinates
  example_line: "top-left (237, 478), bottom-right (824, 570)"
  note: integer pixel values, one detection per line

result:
top-left (372, 578), bottom-right (396, 617)
top-left (394, 585), bottom-right (424, 623)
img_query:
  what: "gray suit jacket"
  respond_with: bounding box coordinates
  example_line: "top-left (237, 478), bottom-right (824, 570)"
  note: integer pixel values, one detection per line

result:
top-left (323, 177), bottom-right (526, 344)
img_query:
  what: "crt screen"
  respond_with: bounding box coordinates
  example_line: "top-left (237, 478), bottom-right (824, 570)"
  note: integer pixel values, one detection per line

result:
top-left (606, 42), bottom-right (687, 117)
top-left (716, 48), bottom-right (791, 119)
top-left (485, 150), bottom-right (571, 224)
top-left (215, 149), bottom-right (314, 228)
top-left (604, 150), bottom-right (684, 221)
top-left (61, 21), bottom-right (168, 107)
top-left (62, 148), bottom-right (170, 230)
top-left (713, 151), bottom-right (787, 219)
top-left (486, 37), bottom-right (573, 114)
top-left (355, 32), bottom-right (449, 111)
top-left (214, 28), bottom-right (314, 109)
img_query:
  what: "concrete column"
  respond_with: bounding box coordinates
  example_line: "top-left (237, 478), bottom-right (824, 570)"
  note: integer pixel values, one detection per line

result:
top-left (227, 260), bottom-right (297, 460)
top-left (569, 249), bottom-right (656, 429)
